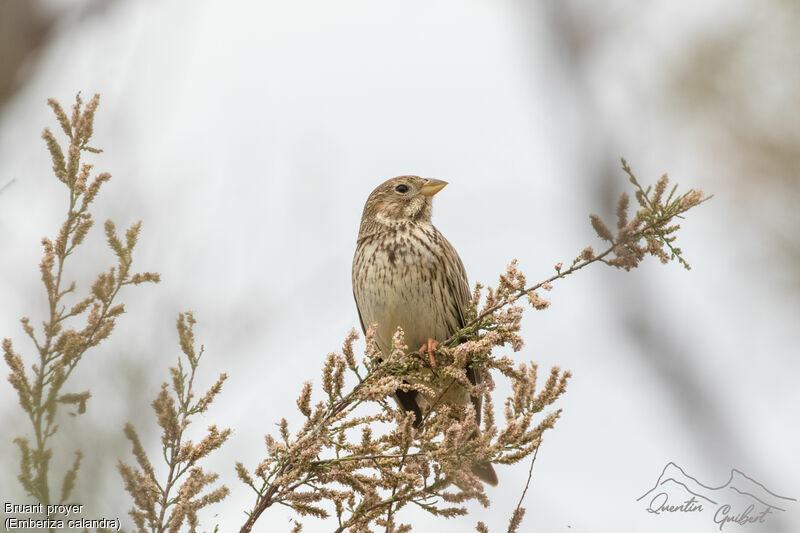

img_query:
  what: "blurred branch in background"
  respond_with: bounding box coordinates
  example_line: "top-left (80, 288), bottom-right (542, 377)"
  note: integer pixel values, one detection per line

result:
top-left (0, 0), bottom-right (119, 112)
top-left (664, 0), bottom-right (800, 276)
top-left (0, 178), bottom-right (16, 195)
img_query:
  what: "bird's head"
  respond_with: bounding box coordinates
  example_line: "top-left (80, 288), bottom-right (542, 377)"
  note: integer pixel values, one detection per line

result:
top-left (358, 176), bottom-right (448, 234)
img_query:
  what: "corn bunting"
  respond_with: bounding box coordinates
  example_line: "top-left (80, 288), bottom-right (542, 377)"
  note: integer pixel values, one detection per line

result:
top-left (352, 176), bottom-right (497, 486)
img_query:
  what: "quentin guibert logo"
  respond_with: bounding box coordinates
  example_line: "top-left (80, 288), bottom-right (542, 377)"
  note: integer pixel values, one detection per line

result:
top-left (638, 462), bottom-right (796, 530)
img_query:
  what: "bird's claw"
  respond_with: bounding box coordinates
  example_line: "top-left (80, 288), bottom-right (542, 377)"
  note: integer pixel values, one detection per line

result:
top-left (418, 338), bottom-right (439, 370)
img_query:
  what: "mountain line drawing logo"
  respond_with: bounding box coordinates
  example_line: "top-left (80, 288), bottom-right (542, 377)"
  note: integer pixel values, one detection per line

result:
top-left (637, 462), bottom-right (796, 530)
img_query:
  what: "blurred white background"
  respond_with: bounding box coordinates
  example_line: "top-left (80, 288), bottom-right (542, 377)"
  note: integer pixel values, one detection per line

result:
top-left (1, 1), bottom-right (798, 532)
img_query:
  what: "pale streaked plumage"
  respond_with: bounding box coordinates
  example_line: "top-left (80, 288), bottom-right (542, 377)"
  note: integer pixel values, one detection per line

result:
top-left (351, 175), bottom-right (497, 485)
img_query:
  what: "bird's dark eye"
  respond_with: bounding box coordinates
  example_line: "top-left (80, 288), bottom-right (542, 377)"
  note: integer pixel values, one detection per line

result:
top-left (395, 184), bottom-right (409, 194)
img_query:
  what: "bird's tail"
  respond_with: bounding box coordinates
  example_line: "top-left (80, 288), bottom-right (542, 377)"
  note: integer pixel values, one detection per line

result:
top-left (468, 426), bottom-right (498, 485)
top-left (471, 460), bottom-right (498, 486)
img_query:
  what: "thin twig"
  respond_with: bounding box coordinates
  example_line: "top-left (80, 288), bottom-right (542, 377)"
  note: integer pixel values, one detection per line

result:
top-left (507, 444), bottom-right (539, 533)
top-left (443, 247), bottom-right (616, 346)
top-left (309, 452), bottom-right (425, 466)
top-left (514, 445), bottom-right (538, 514)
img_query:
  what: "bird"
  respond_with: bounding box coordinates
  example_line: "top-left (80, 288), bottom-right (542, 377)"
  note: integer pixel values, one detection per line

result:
top-left (352, 175), bottom-right (498, 486)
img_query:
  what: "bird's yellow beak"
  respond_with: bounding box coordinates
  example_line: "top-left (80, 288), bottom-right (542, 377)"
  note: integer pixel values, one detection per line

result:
top-left (419, 179), bottom-right (448, 197)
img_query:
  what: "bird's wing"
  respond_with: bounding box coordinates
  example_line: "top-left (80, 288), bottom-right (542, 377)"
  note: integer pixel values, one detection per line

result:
top-left (439, 232), bottom-right (484, 426)
top-left (353, 286), bottom-right (367, 335)
top-left (439, 232), bottom-right (471, 329)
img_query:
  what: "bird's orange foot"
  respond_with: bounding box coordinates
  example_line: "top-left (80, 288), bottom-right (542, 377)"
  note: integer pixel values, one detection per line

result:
top-left (418, 338), bottom-right (439, 370)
